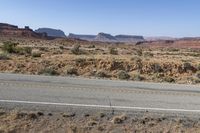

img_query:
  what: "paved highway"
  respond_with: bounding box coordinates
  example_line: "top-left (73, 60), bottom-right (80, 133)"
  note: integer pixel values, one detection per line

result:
top-left (0, 73), bottom-right (200, 114)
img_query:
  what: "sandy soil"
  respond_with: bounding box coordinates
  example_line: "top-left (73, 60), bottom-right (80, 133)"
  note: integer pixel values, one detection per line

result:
top-left (1, 108), bottom-right (200, 133)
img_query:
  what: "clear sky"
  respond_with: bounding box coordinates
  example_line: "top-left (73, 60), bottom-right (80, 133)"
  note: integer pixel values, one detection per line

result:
top-left (0, 0), bottom-right (199, 37)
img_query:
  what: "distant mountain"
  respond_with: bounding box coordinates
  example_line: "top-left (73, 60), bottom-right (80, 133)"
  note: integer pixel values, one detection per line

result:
top-left (144, 36), bottom-right (176, 41)
top-left (68, 33), bottom-right (96, 41)
top-left (68, 32), bottom-right (144, 42)
top-left (0, 23), bottom-right (48, 39)
top-left (115, 35), bottom-right (144, 42)
top-left (35, 28), bottom-right (66, 38)
top-left (95, 32), bottom-right (117, 42)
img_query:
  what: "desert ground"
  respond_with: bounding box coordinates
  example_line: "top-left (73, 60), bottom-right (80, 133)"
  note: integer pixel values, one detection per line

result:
top-left (0, 37), bottom-right (200, 84)
top-left (1, 108), bottom-right (200, 133)
top-left (1, 37), bottom-right (200, 132)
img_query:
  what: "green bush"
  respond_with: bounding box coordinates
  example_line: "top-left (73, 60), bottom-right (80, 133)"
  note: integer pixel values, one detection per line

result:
top-left (2, 41), bottom-right (18, 53)
top-left (2, 42), bottom-right (32, 55)
top-left (38, 68), bottom-right (59, 76)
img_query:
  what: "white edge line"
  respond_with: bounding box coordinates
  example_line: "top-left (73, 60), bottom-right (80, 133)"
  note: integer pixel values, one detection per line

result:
top-left (0, 99), bottom-right (200, 113)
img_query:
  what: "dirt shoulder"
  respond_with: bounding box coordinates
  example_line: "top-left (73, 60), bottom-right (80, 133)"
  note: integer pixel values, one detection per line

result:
top-left (0, 108), bottom-right (200, 133)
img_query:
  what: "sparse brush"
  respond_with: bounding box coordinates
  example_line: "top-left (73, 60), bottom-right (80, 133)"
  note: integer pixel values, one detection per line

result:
top-left (75, 58), bottom-right (86, 66)
top-left (109, 47), bottom-right (118, 55)
top-left (117, 70), bottom-right (130, 80)
top-left (0, 53), bottom-right (10, 60)
top-left (134, 49), bottom-right (143, 56)
top-left (59, 46), bottom-right (64, 50)
top-left (71, 44), bottom-right (81, 55)
top-left (2, 41), bottom-right (18, 53)
top-left (66, 67), bottom-right (78, 75)
top-left (96, 70), bottom-right (109, 78)
top-left (31, 50), bottom-right (42, 57)
top-left (143, 52), bottom-right (154, 57)
top-left (182, 62), bottom-right (196, 72)
top-left (38, 68), bottom-right (59, 76)
top-left (163, 77), bottom-right (175, 83)
top-left (152, 63), bottom-right (163, 73)
top-left (132, 74), bottom-right (144, 81)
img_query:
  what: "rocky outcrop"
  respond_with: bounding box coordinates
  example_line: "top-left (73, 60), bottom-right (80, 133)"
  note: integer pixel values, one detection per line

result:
top-left (95, 33), bottom-right (117, 42)
top-left (0, 23), bottom-right (47, 38)
top-left (68, 33), bottom-right (96, 41)
top-left (68, 33), bottom-right (144, 42)
top-left (35, 28), bottom-right (66, 38)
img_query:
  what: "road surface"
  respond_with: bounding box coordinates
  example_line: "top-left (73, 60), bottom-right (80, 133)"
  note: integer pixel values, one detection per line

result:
top-left (0, 73), bottom-right (200, 114)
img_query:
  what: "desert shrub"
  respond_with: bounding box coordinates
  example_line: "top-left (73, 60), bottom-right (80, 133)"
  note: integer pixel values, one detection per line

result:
top-left (131, 56), bottom-right (143, 71)
top-left (14, 46), bottom-right (32, 55)
top-left (38, 68), bottom-right (59, 76)
top-left (134, 49), bottom-right (143, 56)
top-left (131, 56), bottom-right (142, 63)
top-left (39, 47), bottom-right (48, 52)
top-left (31, 51), bottom-right (42, 57)
top-left (0, 53), bottom-right (10, 60)
top-left (95, 70), bottom-right (109, 78)
top-left (111, 114), bottom-right (127, 124)
top-left (168, 48), bottom-right (179, 52)
top-left (87, 45), bottom-right (95, 48)
top-left (71, 44), bottom-right (81, 55)
top-left (66, 67), bottom-right (78, 75)
top-left (152, 63), bottom-right (163, 73)
top-left (197, 64), bottom-right (200, 71)
top-left (109, 47), bottom-right (118, 55)
top-left (143, 52), bottom-right (153, 57)
top-left (191, 77), bottom-right (200, 84)
top-left (163, 77), bottom-right (175, 83)
top-left (195, 72), bottom-right (200, 79)
top-left (182, 62), bottom-right (195, 72)
top-left (132, 74), bottom-right (145, 81)
top-left (75, 58), bottom-right (86, 66)
top-left (23, 47), bottom-right (32, 54)
top-left (59, 46), bottom-right (64, 50)
top-left (2, 41), bottom-right (18, 53)
top-left (117, 70), bottom-right (130, 80)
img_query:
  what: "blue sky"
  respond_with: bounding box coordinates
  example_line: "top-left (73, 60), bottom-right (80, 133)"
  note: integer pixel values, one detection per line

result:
top-left (0, 0), bottom-right (199, 37)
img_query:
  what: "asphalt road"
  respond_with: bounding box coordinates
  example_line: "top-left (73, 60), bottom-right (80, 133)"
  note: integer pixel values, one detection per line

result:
top-left (0, 73), bottom-right (200, 114)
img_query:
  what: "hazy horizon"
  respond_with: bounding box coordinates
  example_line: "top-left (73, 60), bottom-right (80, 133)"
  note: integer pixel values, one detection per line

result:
top-left (1, 0), bottom-right (200, 37)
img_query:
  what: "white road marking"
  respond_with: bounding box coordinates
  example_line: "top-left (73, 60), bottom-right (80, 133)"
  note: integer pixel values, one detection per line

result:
top-left (0, 99), bottom-right (200, 113)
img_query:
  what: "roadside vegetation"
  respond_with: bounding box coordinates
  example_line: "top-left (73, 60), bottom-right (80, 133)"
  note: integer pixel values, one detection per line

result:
top-left (1, 38), bottom-right (200, 84)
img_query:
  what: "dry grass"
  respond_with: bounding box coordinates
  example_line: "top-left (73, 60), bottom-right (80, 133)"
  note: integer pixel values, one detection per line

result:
top-left (1, 37), bottom-right (200, 84)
